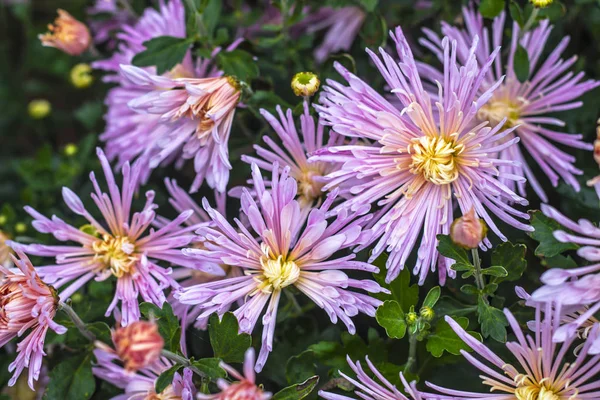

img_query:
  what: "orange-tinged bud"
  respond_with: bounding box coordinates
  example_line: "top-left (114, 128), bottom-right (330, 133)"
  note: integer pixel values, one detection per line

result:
top-left (450, 208), bottom-right (487, 249)
top-left (39, 10), bottom-right (91, 56)
top-left (112, 321), bottom-right (164, 371)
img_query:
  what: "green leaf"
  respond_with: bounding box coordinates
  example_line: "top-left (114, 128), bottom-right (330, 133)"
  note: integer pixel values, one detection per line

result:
top-left (191, 358), bottom-right (226, 380)
top-left (479, 0), bottom-right (505, 18)
top-left (373, 255), bottom-right (419, 311)
top-left (490, 242), bottom-right (526, 282)
top-left (529, 210), bottom-right (578, 258)
top-left (286, 351), bottom-right (317, 385)
top-left (217, 49), bottom-right (259, 82)
top-left (154, 365), bottom-right (182, 394)
top-left (132, 36), bottom-right (194, 75)
top-left (426, 317), bottom-right (482, 357)
top-left (359, 0), bottom-right (378, 12)
top-left (139, 302), bottom-right (181, 352)
top-left (272, 376), bottom-right (319, 400)
top-left (477, 297), bottom-right (508, 342)
top-left (435, 296), bottom-right (477, 318)
top-left (86, 321), bottom-right (112, 344)
top-left (481, 266), bottom-right (509, 278)
top-left (423, 287), bottom-right (441, 308)
top-left (436, 235), bottom-right (472, 271)
top-left (208, 312), bottom-right (252, 363)
top-left (544, 254), bottom-right (577, 269)
top-left (509, 1), bottom-right (524, 27)
top-left (202, 0), bottom-right (222, 38)
top-left (43, 353), bottom-right (95, 400)
top-left (460, 284), bottom-right (480, 296)
top-left (514, 45), bottom-right (530, 83)
top-left (375, 300), bottom-right (407, 339)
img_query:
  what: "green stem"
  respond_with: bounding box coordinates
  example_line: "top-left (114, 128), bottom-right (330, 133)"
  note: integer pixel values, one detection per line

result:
top-left (404, 333), bottom-right (418, 374)
top-left (59, 301), bottom-right (96, 342)
top-left (471, 248), bottom-right (487, 302)
top-left (522, 8), bottom-right (540, 34)
top-left (160, 349), bottom-right (205, 377)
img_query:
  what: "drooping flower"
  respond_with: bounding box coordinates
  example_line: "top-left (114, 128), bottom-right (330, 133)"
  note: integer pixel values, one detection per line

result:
top-left (39, 9), bottom-right (91, 56)
top-left (112, 321), bottom-right (164, 371)
top-left (318, 356), bottom-right (422, 400)
top-left (197, 348), bottom-right (271, 400)
top-left (313, 27), bottom-right (531, 284)
top-left (176, 163), bottom-right (387, 371)
top-left (93, 345), bottom-right (195, 400)
top-left (420, 7), bottom-right (599, 202)
top-left (450, 208), bottom-right (488, 250)
top-left (9, 148), bottom-right (219, 327)
top-left (0, 251), bottom-right (66, 390)
top-left (422, 302), bottom-right (600, 399)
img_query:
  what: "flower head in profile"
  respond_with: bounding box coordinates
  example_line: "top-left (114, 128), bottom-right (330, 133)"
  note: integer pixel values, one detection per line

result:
top-left (176, 163), bottom-right (387, 371)
top-left (314, 27), bottom-right (531, 284)
top-left (93, 345), bottom-right (195, 400)
top-left (10, 148), bottom-right (217, 326)
top-left (319, 356), bottom-right (422, 400)
top-left (422, 302), bottom-right (600, 399)
top-left (39, 9), bottom-right (91, 56)
top-left (450, 208), bottom-right (487, 250)
top-left (198, 348), bottom-right (271, 400)
top-left (0, 251), bottom-right (66, 390)
top-left (420, 7), bottom-right (599, 201)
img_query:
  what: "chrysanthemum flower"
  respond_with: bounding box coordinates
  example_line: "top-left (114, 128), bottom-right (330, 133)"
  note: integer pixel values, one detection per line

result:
top-left (10, 148), bottom-right (218, 326)
top-left (0, 251), bottom-right (66, 390)
top-left (420, 7), bottom-right (599, 202)
top-left (93, 345), bottom-right (195, 400)
top-left (87, 0), bottom-right (135, 45)
top-left (422, 303), bottom-right (600, 399)
top-left (198, 348), bottom-right (271, 400)
top-left (319, 356), bottom-right (422, 400)
top-left (313, 28), bottom-right (531, 284)
top-left (112, 321), bottom-right (164, 371)
top-left (39, 9), bottom-right (91, 56)
top-left (176, 163), bottom-right (387, 371)
top-left (0, 230), bottom-right (13, 268)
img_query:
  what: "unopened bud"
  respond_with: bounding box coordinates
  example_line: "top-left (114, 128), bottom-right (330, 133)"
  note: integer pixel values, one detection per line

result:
top-left (70, 63), bottom-right (94, 88)
top-left (113, 321), bottom-right (164, 371)
top-left (39, 9), bottom-right (91, 56)
top-left (419, 306), bottom-right (434, 321)
top-left (64, 143), bottom-right (78, 156)
top-left (291, 72), bottom-right (320, 97)
top-left (530, 0), bottom-right (553, 7)
top-left (406, 311), bottom-right (418, 325)
top-left (14, 223), bottom-right (27, 233)
top-left (28, 99), bottom-right (51, 119)
top-left (450, 208), bottom-right (487, 249)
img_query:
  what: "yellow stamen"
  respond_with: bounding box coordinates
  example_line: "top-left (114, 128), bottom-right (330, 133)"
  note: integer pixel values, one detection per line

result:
top-left (408, 136), bottom-right (463, 185)
top-left (92, 235), bottom-right (137, 278)
top-left (252, 244), bottom-right (300, 294)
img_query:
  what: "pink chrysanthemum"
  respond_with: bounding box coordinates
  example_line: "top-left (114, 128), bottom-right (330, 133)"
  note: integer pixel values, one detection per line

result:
top-left (420, 7), bottom-right (600, 201)
top-left (313, 27), bottom-right (531, 284)
top-left (422, 302), bottom-right (600, 399)
top-left (176, 163), bottom-right (387, 371)
top-left (0, 251), bottom-right (66, 390)
top-left (9, 148), bottom-right (220, 327)
top-left (198, 348), bottom-right (271, 400)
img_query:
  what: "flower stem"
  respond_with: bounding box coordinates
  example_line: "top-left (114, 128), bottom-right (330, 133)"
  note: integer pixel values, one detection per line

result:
top-left (160, 349), bottom-right (205, 377)
top-left (58, 301), bottom-right (96, 342)
top-left (471, 248), bottom-right (487, 302)
top-left (404, 333), bottom-right (418, 374)
top-left (522, 8), bottom-right (540, 35)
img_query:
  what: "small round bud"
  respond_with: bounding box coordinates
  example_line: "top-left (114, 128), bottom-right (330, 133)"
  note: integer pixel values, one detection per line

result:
top-left (28, 99), bottom-right (51, 120)
top-left (0, 215), bottom-right (6, 225)
top-left (291, 72), bottom-right (320, 97)
top-left (39, 9), bottom-right (91, 56)
top-left (70, 63), bottom-right (94, 88)
top-left (14, 223), bottom-right (27, 233)
top-left (406, 311), bottom-right (418, 325)
top-left (71, 292), bottom-right (83, 303)
top-left (450, 208), bottom-right (487, 249)
top-left (419, 306), bottom-right (435, 321)
top-left (530, 0), bottom-right (553, 8)
top-left (113, 321), bottom-right (164, 371)
top-left (64, 143), bottom-right (78, 156)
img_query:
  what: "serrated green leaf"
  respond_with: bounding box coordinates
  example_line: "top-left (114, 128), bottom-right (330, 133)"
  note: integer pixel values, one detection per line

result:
top-left (437, 235), bottom-right (472, 267)
top-left (286, 351), bottom-right (317, 385)
top-left (375, 300), bottom-right (407, 339)
top-left (435, 296), bottom-right (477, 318)
top-left (423, 287), bottom-right (441, 308)
top-left (373, 255), bottom-right (419, 311)
top-left (155, 365), bottom-right (182, 394)
top-left (139, 302), bottom-right (181, 352)
top-left (43, 353), bottom-right (95, 400)
top-left (514, 45), bottom-right (530, 83)
top-left (192, 358), bottom-right (226, 379)
top-left (217, 49), bottom-right (259, 82)
top-left (529, 210), bottom-right (578, 257)
top-left (479, 0), bottom-right (505, 18)
top-left (272, 376), bottom-right (319, 400)
top-left (477, 297), bottom-right (508, 342)
top-left (208, 313), bottom-right (252, 363)
top-left (86, 321), bottom-right (112, 344)
top-left (544, 254), bottom-right (577, 269)
top-left (490, 242), bottom-right (526, 282)
top-left (132, 36), bottom-right (194, 75)
top-left (426, 317), bottom-right (482, 357)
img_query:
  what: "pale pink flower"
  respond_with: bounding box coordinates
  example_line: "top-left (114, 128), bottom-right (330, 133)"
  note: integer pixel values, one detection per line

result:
top-left (39, 9), bottom-right (91, 56)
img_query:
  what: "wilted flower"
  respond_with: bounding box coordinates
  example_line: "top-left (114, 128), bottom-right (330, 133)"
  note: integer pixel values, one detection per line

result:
top-left (39, 9), bottom-right (91, 56)
top-left (319, 356), bottom-right (422, 400)
top-left (421, 7), bottom-right (599, 201)
top-left (0, 251), bottom-right (66, 390)
top-left (10, 148), bottom-right (218, 326)
top-left (198, 348), bottom-right (271, 400)
top-left (176, 163), bottom-right (387, 371)
top-left (70, 63), bottom-right (94, 88)
top-left (422, 302), bottom-right (600, 399)
top-left (93, 345), bottom-right (195, 400)
top-left (291, 72), bottom-right (320, 97)
top-left (112, 321), bottom-right (164, 371)
top-left (314, 28), bottom-right (531, 284)
top-left (28, 99), bottom-right (51, 119)
top-left (450, 208), bottom-right (487, 249)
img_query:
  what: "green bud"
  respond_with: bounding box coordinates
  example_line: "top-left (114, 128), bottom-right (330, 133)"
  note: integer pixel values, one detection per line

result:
top-left (419, 306), bottom-right (435, 321)
top-left (406, 311), bottom-right (418, 325)
top-left (291, 72), bottom-right (320, 97)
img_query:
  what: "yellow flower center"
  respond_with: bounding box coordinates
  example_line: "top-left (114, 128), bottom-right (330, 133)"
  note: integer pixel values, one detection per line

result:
top-left (92, 235), bottom-right (137, 278)
top-left (477, 99), bottom-right (522, 129)
top-left (515, 385), bottom-right (561, 400)
top-left (298, 167), bottom-right (325, 202)
top-left (408, 136), bottom-right (463, 185)
top-left (253, 244), bottom-right (300, 294)
top-left (145, 385), bottom-right (181, 400)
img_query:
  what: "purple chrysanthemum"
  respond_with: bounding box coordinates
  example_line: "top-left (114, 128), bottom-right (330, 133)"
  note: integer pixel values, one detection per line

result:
top-left (422, 302), bottom-right (600, 399)
top-left (318, 356), bottom-right (422, 400)
top-left (175, 163), bottom-right (388, 371)
top-left (9, 148), bottom-right (219, 326)
top-left (87, 0), bottom-right (135, 45)
top-left (420, 7), bottom-right (600, 202)
top-left (313, 27), bottom-right (531, 284)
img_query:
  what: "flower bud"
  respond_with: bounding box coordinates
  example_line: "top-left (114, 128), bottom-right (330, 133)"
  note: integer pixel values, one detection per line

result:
top-left (70, 63), bottom-right (94, 88)
top-left (291, 72), bottom-right (320, 97)
top-left (39, 9), bottom-right (91, 56)
top-left (112, 321), bottom-right (164, 371)
top-left (28, 99), bottom-right (51, 119)
top-left (64, 143), bottom-right (78, 157)
top-left (530, 0), bottom-right (553, 7)
top-left (419, 306), bottom-right (434, 321)
top-left (406, 311), bottom-right (418, 325)
top-left (14, 223), bottom-right (27, 233)
top-left (450, 208), bottom-right (487, 249)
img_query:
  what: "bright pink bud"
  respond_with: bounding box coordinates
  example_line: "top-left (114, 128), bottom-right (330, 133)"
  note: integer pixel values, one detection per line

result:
top-left (112, 321), bottom-right (164, 371)
top-left (450, 208), bottom-right (487, 249)
top-left (39, 9), bottom-right (91, 56)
